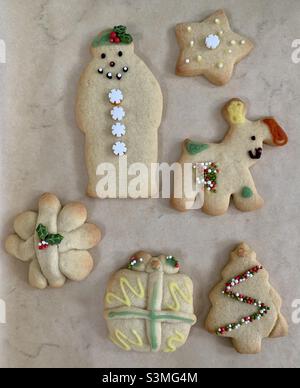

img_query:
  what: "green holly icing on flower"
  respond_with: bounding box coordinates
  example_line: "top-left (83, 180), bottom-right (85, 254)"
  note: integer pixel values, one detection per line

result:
top-left (36, 224), bottom-right (64, 251)
top-left (92, 26), bottom-right (133, 48)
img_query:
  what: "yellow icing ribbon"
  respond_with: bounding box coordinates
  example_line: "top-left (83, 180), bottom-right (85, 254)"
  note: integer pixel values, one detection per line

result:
top-left (167, 281), bottom-right (193, 312)
top-left (164, 331), bottom-right (186, 353)
top-left (111, 329), bottom-right (144, 351)
top-left (105, 277), bottom-right (145, 307)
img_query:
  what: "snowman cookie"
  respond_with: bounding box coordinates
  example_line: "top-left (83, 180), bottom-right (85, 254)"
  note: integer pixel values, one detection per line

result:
top-left (206, 243), bottom-right (288, 354)
top-left (77, 26), bottom-right (163, 198)
top-left (5, 193), bottom-right (101, 289)
top-left (104, 252), bottom-right (197, 352)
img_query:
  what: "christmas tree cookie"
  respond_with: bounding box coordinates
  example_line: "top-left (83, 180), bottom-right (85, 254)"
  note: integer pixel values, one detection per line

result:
top-left (172, 98), bottom-right (288, 216)
top-left (104, 252), bottom-right (197, 352)
top-left (5, 193), bottom-right (101, 289)
top-left (77, 26), bottom-right (163, 198)
top-left (206, 243), bottom-right (288, 354)
top-left (175, 10), bottom-right (254, 85)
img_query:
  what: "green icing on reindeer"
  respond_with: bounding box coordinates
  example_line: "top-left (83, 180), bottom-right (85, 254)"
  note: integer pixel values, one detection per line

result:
top-left (242, 187), bottom-right (254, 198)
top-left (186, 141), bottom-right (209, 155)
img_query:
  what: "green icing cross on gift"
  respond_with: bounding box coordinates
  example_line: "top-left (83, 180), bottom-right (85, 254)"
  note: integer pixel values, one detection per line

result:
top-left (107, 281), bottom-right (196, 351)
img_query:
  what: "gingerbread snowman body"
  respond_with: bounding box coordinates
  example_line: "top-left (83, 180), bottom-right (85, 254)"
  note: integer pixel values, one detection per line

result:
top-left (77, 27), bottom-right (163, 198)
top-left (104, 252), bottom-right (196, 352)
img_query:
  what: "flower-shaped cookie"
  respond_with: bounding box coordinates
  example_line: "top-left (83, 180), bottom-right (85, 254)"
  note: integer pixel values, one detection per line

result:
top-left (5, 193), bottom-right (101, 289)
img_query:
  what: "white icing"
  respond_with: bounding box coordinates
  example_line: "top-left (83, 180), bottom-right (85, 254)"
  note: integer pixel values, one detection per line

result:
top-left (113, 141), bottom-right (127, 156)
top-left (112, 123), bottom-right (126, 138)
top-left (205, 34), bottom-right (221, 49)
top-left (109, 89), bottom-right (124, 105)
top-left (111, 106), bottom-right (125, 121)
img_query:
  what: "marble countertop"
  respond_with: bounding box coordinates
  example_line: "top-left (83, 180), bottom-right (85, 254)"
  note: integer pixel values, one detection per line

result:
top-left (0, 0), bottom-right (300, 368)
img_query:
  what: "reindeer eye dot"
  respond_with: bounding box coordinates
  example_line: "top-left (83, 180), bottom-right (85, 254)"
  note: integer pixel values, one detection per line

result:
top-left (251, 136), bottom-right (256, 141)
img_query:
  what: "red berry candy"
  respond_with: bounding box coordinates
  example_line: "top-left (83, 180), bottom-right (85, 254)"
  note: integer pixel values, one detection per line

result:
top-left (114, 37), bottom-right (121, 44)
top-left (110, 38), bottom-right (115, 43)
top-left (110, 31), bottom-right (117, 39)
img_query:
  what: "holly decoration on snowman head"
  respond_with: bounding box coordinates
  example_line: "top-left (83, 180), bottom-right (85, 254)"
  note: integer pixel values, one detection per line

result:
top-left (92, 26), bottom-right (133, 48)
top-left (36, 224), bottom-right (64, 251)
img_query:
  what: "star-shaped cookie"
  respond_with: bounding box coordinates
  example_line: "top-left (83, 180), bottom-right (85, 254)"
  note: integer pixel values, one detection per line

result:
top-left (176, 10), bottom-right (254, 86)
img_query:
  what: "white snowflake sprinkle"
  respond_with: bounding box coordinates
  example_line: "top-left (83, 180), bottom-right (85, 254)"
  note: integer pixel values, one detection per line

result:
top-left (113, 141), bottom-right (127, 156)
top-left (112, 123), bottom-right (126, 138)
top-left (111, 106), bottom-right (125, 121)
top-left (205, 34), bottom-right (221, 49)
top-left (109, 89), bottom-right (124, 105)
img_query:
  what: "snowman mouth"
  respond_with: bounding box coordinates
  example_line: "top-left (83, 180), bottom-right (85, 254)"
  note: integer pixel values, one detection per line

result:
top-left (98, 66), bottom-right (129, 80)
top-left (248, 148), bottom-right (263, 160)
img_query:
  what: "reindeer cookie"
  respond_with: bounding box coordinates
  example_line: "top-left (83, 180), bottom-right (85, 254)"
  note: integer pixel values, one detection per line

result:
top-left (5, 193), bottom-right (101, 289)
top-left (104, 252), bottom-right (197, 352)
top-left (172, 99), bottom-right (288, 216)
top-left (206, 243), bottom-right (288, 354)
top-left (76, 26), bottom-right (163, 198)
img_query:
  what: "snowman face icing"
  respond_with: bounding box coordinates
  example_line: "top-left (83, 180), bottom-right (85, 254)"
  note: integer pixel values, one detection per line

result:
top-left (94, 44), bottom-right (132, 81)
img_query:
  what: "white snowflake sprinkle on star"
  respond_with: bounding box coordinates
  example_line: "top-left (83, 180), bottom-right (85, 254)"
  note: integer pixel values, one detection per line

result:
top-left (113, 141), bottom-right (127, 156)
top-left (112, 123), bottom-right (126, 137)
top-left (205, 34), bottom-right (220, 49)
top-left (109, 89), bottom-right (124, 105)
top-left (111, 106), bottom-right (125, 121)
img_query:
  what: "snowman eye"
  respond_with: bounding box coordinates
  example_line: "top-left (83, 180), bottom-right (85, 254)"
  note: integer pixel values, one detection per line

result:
top-left (118, 51), bottom-right (123, 57)
top-left (251, 136), bottom-right (256, 141)
top-left (101, 53), bottom-right (106, 59)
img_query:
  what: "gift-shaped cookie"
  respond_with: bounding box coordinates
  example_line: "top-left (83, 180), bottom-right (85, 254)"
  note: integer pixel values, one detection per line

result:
top-left (206, 243), bottom-right (288, 354)
top-left (104, 252), bottom-right (197, 352)
top-left (5, 193), bottom-right (101, 289)
top-left (172, 99), bottom-right (288, 216)
top-left (77, 26), bottom-right (163, 198)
